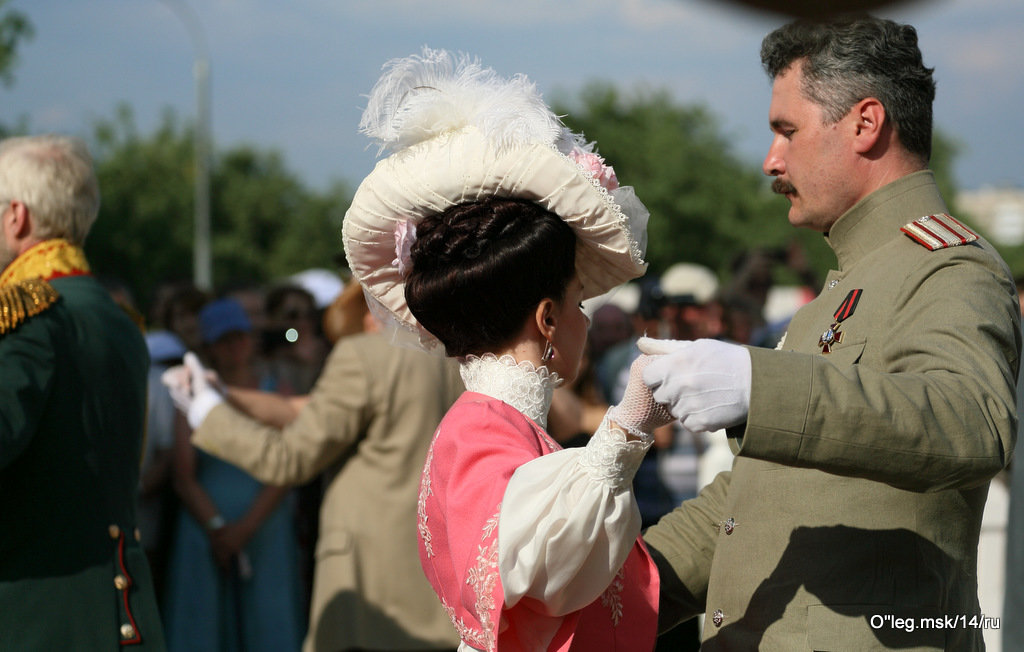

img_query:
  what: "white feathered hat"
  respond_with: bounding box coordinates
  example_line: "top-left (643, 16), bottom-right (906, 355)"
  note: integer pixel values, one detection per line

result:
top-left (342, 47), bottom-right (650, 351)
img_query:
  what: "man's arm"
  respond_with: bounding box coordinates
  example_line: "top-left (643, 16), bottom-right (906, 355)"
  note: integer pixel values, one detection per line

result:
top-left (224, 386), bottom-right (309, 429)
top-left (642, 469), bottom-right (731, 632)
top-left (0, 317), bottom-right (56, 469)
top-left (192, 338), bottom-right (370, 486)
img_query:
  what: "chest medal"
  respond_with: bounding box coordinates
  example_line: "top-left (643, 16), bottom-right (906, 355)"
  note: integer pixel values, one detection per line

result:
top-left (818, 288), bottom-right (862, 354)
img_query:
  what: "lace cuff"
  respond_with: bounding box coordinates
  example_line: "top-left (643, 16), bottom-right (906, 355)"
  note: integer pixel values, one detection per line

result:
top-left (578, 410), bottom-right (654, 491)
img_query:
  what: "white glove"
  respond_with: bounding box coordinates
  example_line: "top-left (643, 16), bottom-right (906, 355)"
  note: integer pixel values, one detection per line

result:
top-left (607, 354), bottom-right (675, 438)
top-left (160, 352), bottom-right (224, 429)
top-left (638, 337), bottom-right (751, 433)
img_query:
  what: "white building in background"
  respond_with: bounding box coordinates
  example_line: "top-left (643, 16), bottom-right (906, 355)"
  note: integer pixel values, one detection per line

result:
top-left (958, 186), bottom-right (1024, 247)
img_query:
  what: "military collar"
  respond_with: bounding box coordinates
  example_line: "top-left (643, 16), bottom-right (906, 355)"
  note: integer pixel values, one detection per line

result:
top-left (0, 238), bottom-right (91, 288)
top-left (825, 170), bottom-right (949, 271)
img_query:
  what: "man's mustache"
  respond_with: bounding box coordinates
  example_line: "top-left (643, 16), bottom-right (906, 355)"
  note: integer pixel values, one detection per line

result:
top-left (772, 179), bottom-right (795, 195)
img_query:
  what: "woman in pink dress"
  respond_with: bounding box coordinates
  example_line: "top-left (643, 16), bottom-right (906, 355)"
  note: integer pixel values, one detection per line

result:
top-left (342, 48), bottom-right (673, 652)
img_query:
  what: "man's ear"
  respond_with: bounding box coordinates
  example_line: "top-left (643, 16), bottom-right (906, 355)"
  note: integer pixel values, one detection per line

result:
top-left (852, 97), bottom-right (886, 154)
top-left (4, 201), bottom-right (32, 240)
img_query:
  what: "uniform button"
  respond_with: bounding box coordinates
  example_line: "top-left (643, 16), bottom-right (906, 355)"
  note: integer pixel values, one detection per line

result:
top-left (134, 528), bottom-right (142, 542)
top-left (114, 574), bottom-right (129, 590)
top-left (108, 524), bottom-right (121, 539)
top-left (712, 609), bottom-right (724, 627)
top-left (723, 518), bottom-right (735, 535)
top-left (120, 624), bottom-right (136, 640)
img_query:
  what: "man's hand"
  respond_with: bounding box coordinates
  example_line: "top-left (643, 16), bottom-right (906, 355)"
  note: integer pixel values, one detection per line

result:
top-left (161, 352), bottom-right (224, 428)
top-left (638, 337), bottom-right (752, 433)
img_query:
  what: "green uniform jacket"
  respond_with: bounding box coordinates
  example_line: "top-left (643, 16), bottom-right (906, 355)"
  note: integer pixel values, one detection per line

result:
top-left (0, 274), bottom-right (166, 650)
top-left (645, 171), bottom-right (1020, 651)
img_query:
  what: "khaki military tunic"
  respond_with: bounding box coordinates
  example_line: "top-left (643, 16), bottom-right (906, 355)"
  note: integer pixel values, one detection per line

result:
top-left (645, 171), bottom-right (1020, 651)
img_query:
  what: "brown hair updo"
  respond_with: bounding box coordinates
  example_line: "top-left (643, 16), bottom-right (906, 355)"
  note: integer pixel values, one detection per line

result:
top-left (405, 197), bottom-right (576, 358)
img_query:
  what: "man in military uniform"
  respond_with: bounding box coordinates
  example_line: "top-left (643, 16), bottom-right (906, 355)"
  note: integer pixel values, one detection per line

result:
top-left (0, 135), bottom-right (165, 649)
top-left (641, 16), bottom-right (1019, 650)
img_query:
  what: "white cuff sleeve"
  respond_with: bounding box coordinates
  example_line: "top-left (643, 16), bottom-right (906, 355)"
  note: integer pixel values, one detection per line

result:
top-left (497, 412), bottom-right (653, 616)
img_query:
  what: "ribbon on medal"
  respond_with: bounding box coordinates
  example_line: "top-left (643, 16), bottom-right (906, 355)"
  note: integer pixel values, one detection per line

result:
top-left (818, 288), bottom-right (862, 354)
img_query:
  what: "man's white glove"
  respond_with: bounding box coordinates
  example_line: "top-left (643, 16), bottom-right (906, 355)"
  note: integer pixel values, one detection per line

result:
top-left (160, 352), bottom-right (224, 429)
top-left (607, 354), bottom-right (675, 438)
top-left (638, 337), bottom-right (752, 434)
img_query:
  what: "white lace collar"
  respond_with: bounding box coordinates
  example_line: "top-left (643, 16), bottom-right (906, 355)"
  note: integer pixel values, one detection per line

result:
top-left (459, 353), bottom-right (562, 429)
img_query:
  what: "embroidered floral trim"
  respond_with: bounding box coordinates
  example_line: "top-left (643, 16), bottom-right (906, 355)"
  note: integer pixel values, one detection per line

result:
top-left (578, 411), bottom-right (653, 491)
top-left (468, 537), bottom-right (499, 651)
top-left (600, 568), bottom-right (626, 626)
top-left (449, 506), bottom-right (501, 652)
top-left (459, 353), bottom-right (562, 429)
top-left (418, 429), bottom-right (440, 558)
top-left (443, 600), bottom-right (483, 650)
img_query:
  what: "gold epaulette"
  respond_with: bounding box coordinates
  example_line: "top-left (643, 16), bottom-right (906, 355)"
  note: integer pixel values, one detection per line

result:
top-left (0, 278), bottom-right (59, 335)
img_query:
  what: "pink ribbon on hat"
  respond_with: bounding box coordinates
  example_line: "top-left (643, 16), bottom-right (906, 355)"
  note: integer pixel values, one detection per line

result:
top-left (393, 219), bottom-right (417, 277)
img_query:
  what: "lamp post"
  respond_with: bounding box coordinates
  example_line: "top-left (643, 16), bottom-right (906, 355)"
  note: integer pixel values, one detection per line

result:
top-left (157, 0), bottom-right (212, 291)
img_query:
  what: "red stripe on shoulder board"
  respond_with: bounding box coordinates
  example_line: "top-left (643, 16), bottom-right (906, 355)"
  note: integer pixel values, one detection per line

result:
top-left (901, 213), bottom-right (978, 250)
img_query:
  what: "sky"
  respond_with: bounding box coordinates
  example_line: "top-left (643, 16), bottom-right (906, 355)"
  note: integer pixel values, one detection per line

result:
top-left (3, 0), bottom-right (1023, 194)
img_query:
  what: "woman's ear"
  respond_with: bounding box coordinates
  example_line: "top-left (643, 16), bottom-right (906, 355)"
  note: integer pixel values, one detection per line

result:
top-left (534, 297), bottom-right (558, 341)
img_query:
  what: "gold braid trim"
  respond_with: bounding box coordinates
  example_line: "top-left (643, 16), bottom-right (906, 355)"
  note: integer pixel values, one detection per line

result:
top-left (0, 278), bottom-right (59, 335)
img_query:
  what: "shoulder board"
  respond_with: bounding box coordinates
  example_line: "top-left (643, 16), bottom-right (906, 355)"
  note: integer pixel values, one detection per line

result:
top-left (0, 278), bottom-right (59, 335)
top-left (900, 213), bottom-right (978, 251)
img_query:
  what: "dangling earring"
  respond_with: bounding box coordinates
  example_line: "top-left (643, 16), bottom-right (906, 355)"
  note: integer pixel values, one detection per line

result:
top-left (541, 340), bottom-right (554, 364)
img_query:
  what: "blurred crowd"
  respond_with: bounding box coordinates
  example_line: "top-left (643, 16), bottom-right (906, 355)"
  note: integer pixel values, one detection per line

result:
top-left (127, 272), bottom-right (342, 650)
top-left (114, 244), bottom-right (819, 651)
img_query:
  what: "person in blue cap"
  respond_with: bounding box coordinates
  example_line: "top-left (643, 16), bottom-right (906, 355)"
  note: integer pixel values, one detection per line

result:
top-left (162, 297), bottom-right (304, 652)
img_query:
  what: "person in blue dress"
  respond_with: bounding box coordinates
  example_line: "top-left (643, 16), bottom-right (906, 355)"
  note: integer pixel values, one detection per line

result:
top-left (163, 298), bottom-right (303, 651)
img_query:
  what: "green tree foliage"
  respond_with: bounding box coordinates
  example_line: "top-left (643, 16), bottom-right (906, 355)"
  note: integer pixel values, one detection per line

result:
top-left (555, 83), bottom-right (963, 288)
top-left (0, 0), bottom-right (31, 87)
top-left (0, 0), bottom-right (32, 138)
top-left (86, 106), bottom-right (350, 318)
top-left (71, 84), bottom-right (965, 319)
top-left (89, 106), bottom-right (195, 308)
top-left (553, 83), bottom-right (830, 285)
top-left (930, 130), bottom-right (961, 218)
top-left (209, 147), bottom-right (348, 285)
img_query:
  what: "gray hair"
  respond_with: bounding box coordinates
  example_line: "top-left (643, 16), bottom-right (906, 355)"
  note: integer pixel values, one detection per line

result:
top-left (0, 135), bottom-right (100, 245)
top-left (761, 15), bottom-right (936, 162)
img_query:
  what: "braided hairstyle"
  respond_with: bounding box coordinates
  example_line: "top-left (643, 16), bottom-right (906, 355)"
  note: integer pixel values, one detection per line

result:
top-left (405, 197), bottom-right (576, 357)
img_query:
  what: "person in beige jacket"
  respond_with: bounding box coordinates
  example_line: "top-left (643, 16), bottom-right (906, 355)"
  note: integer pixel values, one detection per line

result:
top-left (640, 15), bottom-right (1020, 651)
top-left (165, 295), bottom-right (464, 651)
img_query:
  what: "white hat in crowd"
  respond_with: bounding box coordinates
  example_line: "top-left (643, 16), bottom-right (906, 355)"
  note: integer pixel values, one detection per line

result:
top-left (659, 263), bottom-right (719, 305)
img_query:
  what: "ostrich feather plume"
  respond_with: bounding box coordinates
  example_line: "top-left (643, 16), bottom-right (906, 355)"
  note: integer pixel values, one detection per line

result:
top-left (359, 47), bottom-right (564, 156)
